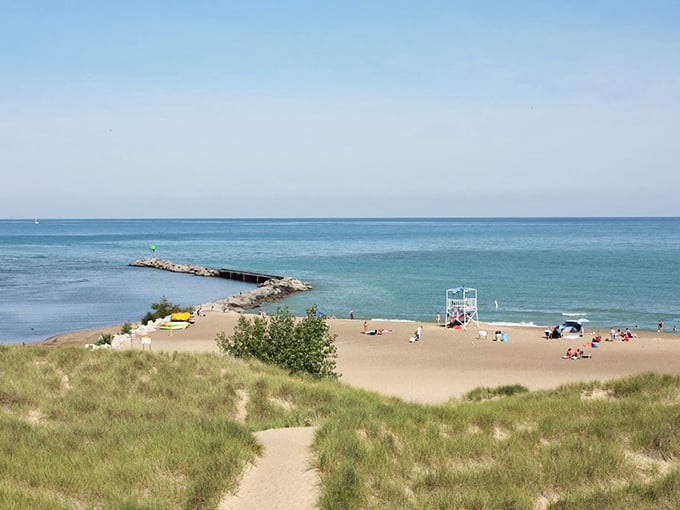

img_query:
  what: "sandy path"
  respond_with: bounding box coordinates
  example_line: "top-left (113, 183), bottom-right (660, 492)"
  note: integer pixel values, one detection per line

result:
top-left (219, 427), bottom-right (319, 510)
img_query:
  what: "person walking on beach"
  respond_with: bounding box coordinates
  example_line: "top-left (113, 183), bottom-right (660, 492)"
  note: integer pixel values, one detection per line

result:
top-left (415, 325), bottom-right (422, 342)
top-left (363, 320), bottom-right (368, 333)
top-left (349, 309), bottom-right (354, 320)
top-left (658, 320), bottom-right (664, 334)
top-left (435, 312), bottom-right (441, 325)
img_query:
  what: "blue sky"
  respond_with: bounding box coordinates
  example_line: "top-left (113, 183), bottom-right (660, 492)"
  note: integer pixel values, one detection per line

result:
top-left (2, 1), bottom-right (679, 218)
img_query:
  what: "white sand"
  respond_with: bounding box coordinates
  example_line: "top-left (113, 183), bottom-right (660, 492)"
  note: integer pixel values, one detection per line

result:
top-left (219, 427), bottom-right (319, 510)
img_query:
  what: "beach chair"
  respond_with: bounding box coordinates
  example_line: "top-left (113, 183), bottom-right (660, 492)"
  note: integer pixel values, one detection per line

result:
top-left (477, 330), bottom-right (488, 340)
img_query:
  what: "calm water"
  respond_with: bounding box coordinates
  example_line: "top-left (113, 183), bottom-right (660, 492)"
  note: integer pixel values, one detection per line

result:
top-left (1, 218), bottom-right (679, 344)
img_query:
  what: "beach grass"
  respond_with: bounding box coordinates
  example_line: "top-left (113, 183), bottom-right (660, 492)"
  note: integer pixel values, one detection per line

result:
top-left (1, 346), bottom-right (679, 509)
top-left (315, 374), bottom-right (680, 509)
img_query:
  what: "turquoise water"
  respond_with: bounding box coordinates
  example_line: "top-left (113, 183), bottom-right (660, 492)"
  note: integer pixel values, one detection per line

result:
top-left (1, 217), bottom-right (679, 344)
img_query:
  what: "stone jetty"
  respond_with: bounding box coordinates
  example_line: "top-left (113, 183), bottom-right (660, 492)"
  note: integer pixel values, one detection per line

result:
top-left (129, 258), bottom-right (312, 311)
top-left (200, 277), bottom-right (312, 312)
top-left (130, 258), bottom-right (221, 277)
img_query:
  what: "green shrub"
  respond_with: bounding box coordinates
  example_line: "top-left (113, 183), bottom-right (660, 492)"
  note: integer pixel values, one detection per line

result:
top-left (216, 306), bottom-right (338, 378)
top-left (140, 296), bottom-right (188, 325)
top-left (120, 322), bottom-right (133, 335)
top-left (95, 333), bottom-right (113, 346)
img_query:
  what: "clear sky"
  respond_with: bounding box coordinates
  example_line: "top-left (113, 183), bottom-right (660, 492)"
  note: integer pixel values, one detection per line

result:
top-left (2, 1), bottom-right (679, 218)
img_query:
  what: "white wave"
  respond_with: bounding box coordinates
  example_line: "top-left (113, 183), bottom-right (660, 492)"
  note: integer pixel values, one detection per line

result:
top-left (488, 321), bottom-right (541, 328)
top-left (562, 312), bottom-right (588, 317)
top-left (370, 318), bottom-right (417, 323)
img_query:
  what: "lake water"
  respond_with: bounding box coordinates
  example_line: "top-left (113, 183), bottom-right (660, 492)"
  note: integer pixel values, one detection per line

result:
top-left (1, 217), bottom-right (679, 344)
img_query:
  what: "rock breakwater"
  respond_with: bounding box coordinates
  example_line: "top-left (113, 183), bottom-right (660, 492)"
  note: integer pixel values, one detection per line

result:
top-left (129, 258), bottom-right (312, 311)
top-left (201, 277), bottom-right (312, 312)
top-left (129, 258), bottom-right (220, 277)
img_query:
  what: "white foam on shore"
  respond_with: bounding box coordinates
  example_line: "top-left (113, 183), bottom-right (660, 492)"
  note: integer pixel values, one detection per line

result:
top-left (488, 321), bottom-right (541, 328)
top-left (368, 318), bottom-right (417, 323)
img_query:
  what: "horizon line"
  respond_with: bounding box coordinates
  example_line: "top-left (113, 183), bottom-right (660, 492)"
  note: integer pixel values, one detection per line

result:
top-left (4, 215), bottom-right (680, 221)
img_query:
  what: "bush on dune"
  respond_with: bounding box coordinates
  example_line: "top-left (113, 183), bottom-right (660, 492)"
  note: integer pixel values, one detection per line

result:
top-left (216, 306), bottom-right (338, 379)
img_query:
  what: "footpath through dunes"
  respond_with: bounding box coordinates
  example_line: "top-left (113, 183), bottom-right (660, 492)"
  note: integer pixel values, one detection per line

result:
top-left (219, 427), bottom-right (320, 510)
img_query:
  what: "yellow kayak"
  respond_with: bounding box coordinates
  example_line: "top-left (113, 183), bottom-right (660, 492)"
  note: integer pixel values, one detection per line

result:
top-left (158, 321), bottom-right (190, 330)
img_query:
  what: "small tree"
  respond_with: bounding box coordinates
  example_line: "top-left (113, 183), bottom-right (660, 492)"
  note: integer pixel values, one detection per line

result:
top-left (141, 296), bottom-right (187, 324)
top-left (216, 306), bottom-right (338, 378)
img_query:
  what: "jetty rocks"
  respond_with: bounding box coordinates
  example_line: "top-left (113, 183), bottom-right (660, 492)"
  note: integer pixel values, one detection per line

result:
top-left (130, 258), bottom-right (220, 277)
top-left (129, 258), bottom-right (312, 312)
top-left (201, 277), bottom-right (312, 312)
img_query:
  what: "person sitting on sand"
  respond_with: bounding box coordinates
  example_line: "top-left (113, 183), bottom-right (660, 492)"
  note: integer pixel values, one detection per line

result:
top-left (366, 328), bottom-right (391, 336)
top-left (563, 348), bottom-right (583, 360)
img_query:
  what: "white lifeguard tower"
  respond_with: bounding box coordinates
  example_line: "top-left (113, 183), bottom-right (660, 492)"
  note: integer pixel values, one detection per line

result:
top-left (445, 287), bottom-right (479, 329)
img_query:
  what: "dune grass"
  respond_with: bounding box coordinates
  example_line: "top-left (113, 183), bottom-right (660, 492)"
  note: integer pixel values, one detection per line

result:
top-left (1, 345), bottom-right (679, 509)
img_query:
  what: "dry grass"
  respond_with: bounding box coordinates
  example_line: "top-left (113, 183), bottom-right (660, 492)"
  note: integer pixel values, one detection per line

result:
top-left (1, 346), bottom-right (680, 509)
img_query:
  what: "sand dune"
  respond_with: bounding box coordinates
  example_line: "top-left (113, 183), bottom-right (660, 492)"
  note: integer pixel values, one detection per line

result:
top-left (41, 312), bottom-right (680, 509)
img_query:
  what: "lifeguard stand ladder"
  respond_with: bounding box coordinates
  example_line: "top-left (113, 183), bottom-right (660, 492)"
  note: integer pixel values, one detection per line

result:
top-left (445, 287), bottom-right (479, 329)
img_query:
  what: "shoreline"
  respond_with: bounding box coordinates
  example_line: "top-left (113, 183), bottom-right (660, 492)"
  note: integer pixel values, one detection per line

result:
top-left (35, 311), bottom-right (680, 404)
top-left (33, 312), bottom-right (678, 349)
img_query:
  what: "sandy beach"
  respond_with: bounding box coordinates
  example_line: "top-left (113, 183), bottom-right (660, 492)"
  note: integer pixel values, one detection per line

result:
top-left (40, 313), bottom-right (680, 509)
top-left (41, 313), bottom-right (680, 404)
